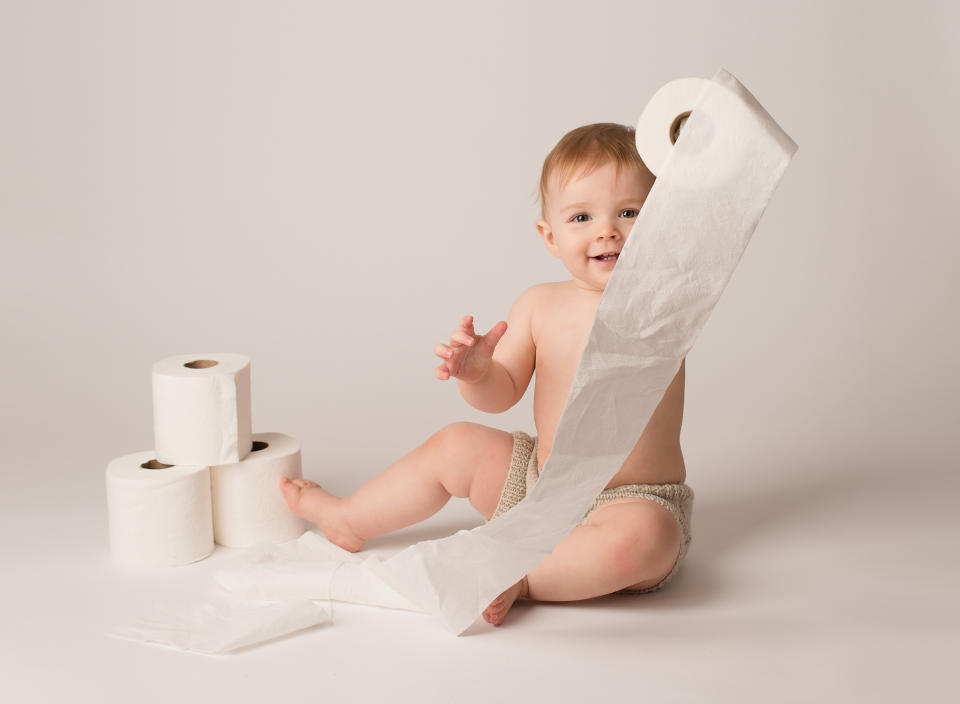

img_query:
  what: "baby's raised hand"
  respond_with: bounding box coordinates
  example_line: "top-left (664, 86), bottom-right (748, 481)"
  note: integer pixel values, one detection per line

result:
top-left (434, 315), bottom-right (507, 383)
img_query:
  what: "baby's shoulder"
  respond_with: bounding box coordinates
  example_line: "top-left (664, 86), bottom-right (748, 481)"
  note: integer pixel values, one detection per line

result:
top-left (522, 281), bottom-right (570, 307)
top-left (515, 282), bottom-right (574, 343)
top-left (512, 282), bottom-right (564, 320)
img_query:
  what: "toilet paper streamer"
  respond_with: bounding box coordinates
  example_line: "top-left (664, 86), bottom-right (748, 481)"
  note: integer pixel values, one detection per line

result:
top-left (216, 532), bottom-right (423, 612)
top-left (110, 598), bottom-right (331, 654)
top-left (106, 451), bottom-right (214, 567)
top-left (211, 432), bottom-right (307, 548)
top-left (153, 352), bottom-right (252, 466)
top-left (373, 68), bottom-right (798, 634)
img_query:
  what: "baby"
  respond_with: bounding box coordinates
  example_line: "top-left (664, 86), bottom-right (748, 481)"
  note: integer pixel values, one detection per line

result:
top-left (280, 123), bottom-right (693, 626)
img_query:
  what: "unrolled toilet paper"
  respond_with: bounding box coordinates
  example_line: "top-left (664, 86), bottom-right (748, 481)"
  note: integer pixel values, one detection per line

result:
top-left (152, 353), bottom-right (252, 466)
top-left (374, 68), bottom-right (798, 634)
top-left (211, 432), bottom-right (307, 547)
top-left (106, 451), bottom-right (214, 567)
top-left (216, 532), bottom-right (422, 611)
top-left (111, 598), bottom-right (331, 654)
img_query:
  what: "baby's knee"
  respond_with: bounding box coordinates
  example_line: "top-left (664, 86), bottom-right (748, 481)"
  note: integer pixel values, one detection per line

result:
top-left (429, 421), bottom-right (484, 452)
top-left (607, 510), bottom-right (681, 582)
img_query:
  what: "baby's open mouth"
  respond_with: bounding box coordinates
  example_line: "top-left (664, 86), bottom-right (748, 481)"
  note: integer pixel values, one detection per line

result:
top-left (592, 252), bottom-right (619, 261)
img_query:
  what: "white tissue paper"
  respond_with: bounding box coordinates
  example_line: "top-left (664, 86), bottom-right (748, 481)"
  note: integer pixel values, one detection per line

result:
top-left (373, 68), bottom-right (798, 634)
top-left (211, 432), bottom-right (307, 547)
top-left (152, 352), bottom-right (252, 466)
top-left (216, 531), bottom-right (423, 612)
top-left (110, 598), bottom-right (331, 655)
top-left (106, 450), bottom-right (214, 567)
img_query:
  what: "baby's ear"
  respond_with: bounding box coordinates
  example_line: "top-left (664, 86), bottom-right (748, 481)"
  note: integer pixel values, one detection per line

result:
top-left (536, 219), bottom-right (560, 257)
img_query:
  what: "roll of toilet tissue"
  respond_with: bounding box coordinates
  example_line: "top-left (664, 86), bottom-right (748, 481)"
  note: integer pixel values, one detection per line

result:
top-left (211, 432), bottom-right (306, 547)
top-left (635, 76), bottom-right (756, 191)
top-left (106, 451), bottom-right (213, 567)
top-left (152, 353), bottom-right (252, 466)
top-left (635, 77), bottom-right (708, 176)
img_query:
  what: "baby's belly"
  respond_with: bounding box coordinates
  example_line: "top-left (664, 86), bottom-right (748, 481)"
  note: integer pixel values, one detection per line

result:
top-left (607, 441), bottom-right (686, 485)
top-left (535, 434), bottom-right (687, 486)
top-left (532, 362), bottom-right (687, 486)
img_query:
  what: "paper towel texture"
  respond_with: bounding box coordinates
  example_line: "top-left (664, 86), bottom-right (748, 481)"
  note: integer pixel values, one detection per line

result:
top-left (377, 69), bottom-right (798, 634)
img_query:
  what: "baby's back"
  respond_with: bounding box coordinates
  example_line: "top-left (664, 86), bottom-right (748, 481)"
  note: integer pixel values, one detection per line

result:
top-left (530, 281), bottom-right (686, 486)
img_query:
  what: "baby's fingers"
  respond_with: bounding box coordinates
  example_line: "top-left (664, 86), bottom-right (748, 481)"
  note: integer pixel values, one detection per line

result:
top-left (450, 330), bottom-right (475, 346)
top-left (482, 320), bottom-right (508, 350)
top-left (435, 363), bottom-right (451, 380)
top-left (434, 343), bottom-right (453, 359)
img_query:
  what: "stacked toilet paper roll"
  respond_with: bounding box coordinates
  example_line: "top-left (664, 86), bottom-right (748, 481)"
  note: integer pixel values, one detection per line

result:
top-left (106, 452), bottom-right (214, 567)
top-left (106, 353), bottom-right (306, 567)
top-left (212, 432), bottom-right (306, 548)
top-left (152, 353), bottom-right (252, 466)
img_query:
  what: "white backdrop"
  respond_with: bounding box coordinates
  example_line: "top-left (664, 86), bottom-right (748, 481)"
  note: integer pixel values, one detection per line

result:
top-left (1, 1), bottom-right (957, 701)
top-left (3, 0), bottom-right (957, 507)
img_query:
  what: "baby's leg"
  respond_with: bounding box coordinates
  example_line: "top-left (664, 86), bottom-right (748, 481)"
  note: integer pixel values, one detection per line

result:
top-left (280, 422), bottom-right (514, 552)
top-left (482, 498), bottom-right (681, 625)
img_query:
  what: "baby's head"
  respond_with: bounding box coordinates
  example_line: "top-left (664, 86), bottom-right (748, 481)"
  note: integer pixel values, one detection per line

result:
top-left (536, 123), bottom-right (655, 293)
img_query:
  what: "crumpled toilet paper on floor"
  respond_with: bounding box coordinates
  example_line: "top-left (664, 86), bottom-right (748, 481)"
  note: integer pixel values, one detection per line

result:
top-left (109, 598), bottom-right (331, 655)
top-left (110, 532), bottom-right (421, 654)
top-left (216, 531), bottom-right (423, 612)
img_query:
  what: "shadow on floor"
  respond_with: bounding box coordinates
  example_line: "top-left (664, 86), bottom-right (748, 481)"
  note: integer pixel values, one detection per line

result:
top-left (555, 448), bottom-right (925, 612)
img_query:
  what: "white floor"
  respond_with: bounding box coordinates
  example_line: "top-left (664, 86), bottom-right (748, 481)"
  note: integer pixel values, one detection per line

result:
top-left (3, 436), bottom-right (957, 704)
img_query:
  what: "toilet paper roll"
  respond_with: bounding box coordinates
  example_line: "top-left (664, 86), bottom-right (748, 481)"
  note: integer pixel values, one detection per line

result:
top-left (153, 353), bottom-right (252, 466)
top-left (211, 432), bottom-right (306, 547)
top-left (635, 77), bottom-right (708, 176)
top-left (106, 451), bottom-right (213, 567)
top-left (635, 76), bottom-right (754, 191)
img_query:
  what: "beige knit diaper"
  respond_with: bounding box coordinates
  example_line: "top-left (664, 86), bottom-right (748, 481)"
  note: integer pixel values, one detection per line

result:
top-left (489, 430), bottom-right (694, 594)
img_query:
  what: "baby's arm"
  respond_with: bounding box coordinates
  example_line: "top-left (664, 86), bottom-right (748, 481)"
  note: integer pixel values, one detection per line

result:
top-left (434, 287), bottom-right (537, 413)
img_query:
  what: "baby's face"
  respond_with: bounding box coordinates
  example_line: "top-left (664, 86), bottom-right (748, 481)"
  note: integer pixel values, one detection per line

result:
top-left (537, 160), bottom-right (655, 293)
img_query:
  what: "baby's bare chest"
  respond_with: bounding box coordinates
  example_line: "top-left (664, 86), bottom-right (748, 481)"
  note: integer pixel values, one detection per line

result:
top-left (529, 285), bottom-right (687, 484)
top-left (532, 294), bottom-right (598, 397)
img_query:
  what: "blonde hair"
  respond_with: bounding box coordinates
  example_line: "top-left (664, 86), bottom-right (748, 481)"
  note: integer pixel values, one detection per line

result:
top-left (538, 123), bottom-right (651, 217)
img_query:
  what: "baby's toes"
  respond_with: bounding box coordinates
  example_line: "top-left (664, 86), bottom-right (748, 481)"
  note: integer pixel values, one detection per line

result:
top-left (483, 606), bottom-right (505, 626)
top-left (279, 479), bottom-right (303, 508)
top-left (483, 599), bottom-right (504, 615)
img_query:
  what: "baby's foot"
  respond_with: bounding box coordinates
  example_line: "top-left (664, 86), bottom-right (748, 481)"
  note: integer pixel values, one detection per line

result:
top-left (482, 576), bottom-right (529, 626)
top-left (279, 477), bottom-right (365, 552)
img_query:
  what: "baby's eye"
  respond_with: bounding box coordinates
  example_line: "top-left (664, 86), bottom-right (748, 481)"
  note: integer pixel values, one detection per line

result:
top-left (620, 209), bottom-right (640, 218)
top-left (572, 213), bottom-right (590, 223)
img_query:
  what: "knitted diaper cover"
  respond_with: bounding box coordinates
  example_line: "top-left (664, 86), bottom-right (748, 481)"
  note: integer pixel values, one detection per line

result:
top-left (489, 430), bottom-right (694, 594)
